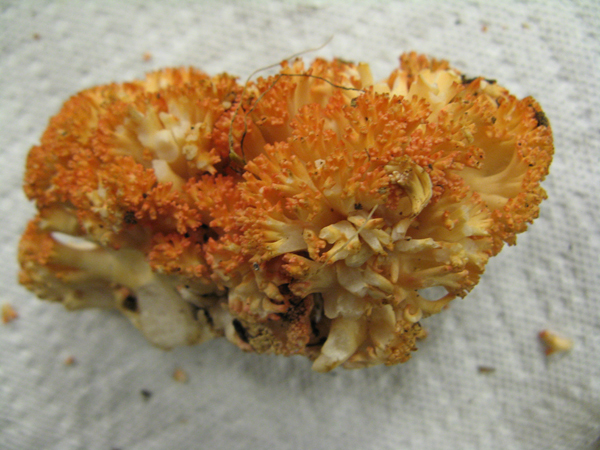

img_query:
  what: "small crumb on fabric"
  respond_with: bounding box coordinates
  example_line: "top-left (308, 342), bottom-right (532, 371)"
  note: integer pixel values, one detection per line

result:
top-left (173, 367), bottom-right (188, 383)
top-left (2, 303), bottom-right (18, 324)
top-left (32, 33), bottom-right (41, 40)
top-left (522, 22), bottom-right (530, 29)
top-left (477, 366), bottom-right (496, 374)
top-left (64, 356), bottom-right (76, 366)
top-left (143, 52), bottom-right (153, 62)
top-left (539, 329), bottom-right (573, 355)
top-left (140, 389), bottom-right (153, 400)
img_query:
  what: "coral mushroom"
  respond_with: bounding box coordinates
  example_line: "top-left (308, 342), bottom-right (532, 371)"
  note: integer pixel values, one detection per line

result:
top-left (19, 53), bottom-right (553, 371)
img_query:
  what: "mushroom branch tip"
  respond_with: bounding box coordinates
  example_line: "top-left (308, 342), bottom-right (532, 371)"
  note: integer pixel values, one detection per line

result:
top-left (18, 52), bottom-right (553, 371)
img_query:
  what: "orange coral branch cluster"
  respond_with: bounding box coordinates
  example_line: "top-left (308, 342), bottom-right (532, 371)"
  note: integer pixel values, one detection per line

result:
top-left (18, 53), bottom-right (553, 371)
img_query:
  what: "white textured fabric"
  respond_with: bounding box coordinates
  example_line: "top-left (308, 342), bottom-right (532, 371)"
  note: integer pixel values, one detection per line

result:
top-left (1, 1), bottom-right (599, 449)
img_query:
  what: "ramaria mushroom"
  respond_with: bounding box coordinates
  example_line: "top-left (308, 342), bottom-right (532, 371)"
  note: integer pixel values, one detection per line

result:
top-left (18, 53), bottom-right (553, 371)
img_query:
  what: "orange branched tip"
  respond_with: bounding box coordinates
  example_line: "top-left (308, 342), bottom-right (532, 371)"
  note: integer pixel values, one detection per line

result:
top-left (18, 54), bottom-right (553, 371)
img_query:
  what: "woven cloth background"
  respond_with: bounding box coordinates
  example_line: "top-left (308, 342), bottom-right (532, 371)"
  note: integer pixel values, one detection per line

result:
top-left (1, 1), bottom-right (598, 449)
